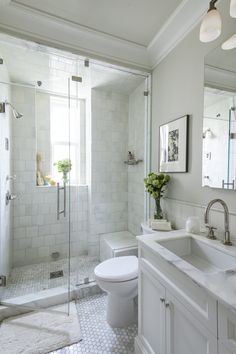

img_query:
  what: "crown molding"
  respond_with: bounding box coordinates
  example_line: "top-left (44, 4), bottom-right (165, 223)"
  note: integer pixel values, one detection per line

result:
top-left (205, 65), bottom-right (236, 92)
top-left (0, 0), bottom-right (210, 70)
top-left (147, 0), bottom-right (209, 69)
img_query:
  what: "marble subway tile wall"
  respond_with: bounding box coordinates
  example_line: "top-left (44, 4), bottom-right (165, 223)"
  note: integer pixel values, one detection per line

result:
top-left (89, 89), bottom-right (129, 256)
top-left (163, 197), bottom-right (236, 244)
top-left (11, 82), bottom-right (146, 264)
top-left (128, 82), bottom-right (145, 235)
top-left (12, 86), bottom-right (88, 266)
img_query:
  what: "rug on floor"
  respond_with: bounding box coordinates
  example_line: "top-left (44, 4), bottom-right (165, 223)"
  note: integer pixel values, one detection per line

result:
top-left (0, 301), bottom-right (81, 354)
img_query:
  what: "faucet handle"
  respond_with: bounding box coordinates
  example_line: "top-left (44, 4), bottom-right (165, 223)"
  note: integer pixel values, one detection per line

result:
top-left (206, 225), bottom-right (217, 240)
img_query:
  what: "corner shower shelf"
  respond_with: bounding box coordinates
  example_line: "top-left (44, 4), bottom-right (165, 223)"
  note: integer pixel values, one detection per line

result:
top-left (124, 159), bottom-right (143, 165)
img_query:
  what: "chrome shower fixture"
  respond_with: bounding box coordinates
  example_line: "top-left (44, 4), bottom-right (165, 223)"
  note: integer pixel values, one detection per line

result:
top-left (2, 101), bottom-right (23, 119)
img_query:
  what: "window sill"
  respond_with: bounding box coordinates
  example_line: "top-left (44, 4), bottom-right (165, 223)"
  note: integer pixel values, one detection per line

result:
top-left (36, 184), bottom-right (88, 188)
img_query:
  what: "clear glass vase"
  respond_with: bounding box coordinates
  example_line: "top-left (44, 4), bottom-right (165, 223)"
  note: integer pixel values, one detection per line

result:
top-left (62, 172), bottom-right (68, 184)
top-left (154, 198), bottom-right (164, 220)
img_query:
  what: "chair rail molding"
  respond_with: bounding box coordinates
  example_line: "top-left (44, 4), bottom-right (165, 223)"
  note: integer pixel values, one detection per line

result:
top-left (0, 0), bottom-right (210, 70)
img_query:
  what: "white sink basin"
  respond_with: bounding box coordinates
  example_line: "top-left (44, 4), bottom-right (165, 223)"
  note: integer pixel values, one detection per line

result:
top-left (156, 236), bottom-right (236, 274)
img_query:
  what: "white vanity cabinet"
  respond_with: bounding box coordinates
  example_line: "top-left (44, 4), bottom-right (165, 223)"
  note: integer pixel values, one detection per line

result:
top-left (135, 233), bottom-right (236, 354)
top-left (218, 303), bottom-right (236, 353)
top-left (138, 258), bottom-right (166, 354)
top-left (165, 289), bottom-right (217, 354)
top-left (219, 343), bottom-right (234, 354)
top-left (136, 257), bottom-right (217, 354)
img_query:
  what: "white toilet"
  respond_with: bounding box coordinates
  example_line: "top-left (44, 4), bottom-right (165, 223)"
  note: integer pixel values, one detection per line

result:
top-left (94, 255), bottom-right (138, 328)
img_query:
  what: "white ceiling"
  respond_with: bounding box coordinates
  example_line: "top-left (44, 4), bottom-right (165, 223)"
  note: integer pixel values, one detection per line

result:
top-left (13, 0), bottom-right (182, 46)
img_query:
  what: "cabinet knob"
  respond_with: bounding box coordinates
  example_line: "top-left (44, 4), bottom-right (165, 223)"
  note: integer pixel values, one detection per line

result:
top-left (165, 302), bottom-right (170, 308)
top-left (160, 298), bottom-right (165, 303)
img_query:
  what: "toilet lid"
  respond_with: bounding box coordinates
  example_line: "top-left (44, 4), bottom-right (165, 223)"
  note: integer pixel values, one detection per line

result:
top-left (94, 256), bottom-right (138, 282)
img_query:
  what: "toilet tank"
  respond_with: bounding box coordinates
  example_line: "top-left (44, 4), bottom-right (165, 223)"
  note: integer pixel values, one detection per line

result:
top-left (100, 231), bottom-right (138, 262)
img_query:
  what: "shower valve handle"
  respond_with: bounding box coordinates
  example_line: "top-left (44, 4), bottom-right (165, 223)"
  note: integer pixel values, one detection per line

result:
top-left (6, 175), bottom-right (16, 181)
top-left (5, 191), bottom-right (17, 205)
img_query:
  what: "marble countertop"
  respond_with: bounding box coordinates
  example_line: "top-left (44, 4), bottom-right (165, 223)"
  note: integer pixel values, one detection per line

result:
top-left (137, 230), bottom-right (236, 312)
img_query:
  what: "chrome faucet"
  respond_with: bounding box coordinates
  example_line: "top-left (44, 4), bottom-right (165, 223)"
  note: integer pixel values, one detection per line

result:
top-left (204, 199), bottom-right (232, 246)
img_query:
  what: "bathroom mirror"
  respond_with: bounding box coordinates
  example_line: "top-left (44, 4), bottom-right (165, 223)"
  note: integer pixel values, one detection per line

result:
top-left (202, 42), bottom-right (236, 189)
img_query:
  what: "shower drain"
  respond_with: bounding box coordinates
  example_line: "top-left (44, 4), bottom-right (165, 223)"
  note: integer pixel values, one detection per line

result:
top-left (50, 270), bottom-right (64, 279)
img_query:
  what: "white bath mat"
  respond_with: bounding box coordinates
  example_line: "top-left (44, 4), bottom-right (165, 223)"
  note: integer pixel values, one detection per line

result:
top-left (0, 302), bottom-right (81, 354)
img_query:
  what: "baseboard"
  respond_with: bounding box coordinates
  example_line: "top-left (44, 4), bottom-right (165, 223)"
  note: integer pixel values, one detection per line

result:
top-left (135, 335), bottom-right (151, 354)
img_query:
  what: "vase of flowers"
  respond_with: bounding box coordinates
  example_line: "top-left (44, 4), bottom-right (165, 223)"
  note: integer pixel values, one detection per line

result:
top-left (54, 159), bottom-right (72, 184)
top-left (144, 172), bottom-right (170, 220)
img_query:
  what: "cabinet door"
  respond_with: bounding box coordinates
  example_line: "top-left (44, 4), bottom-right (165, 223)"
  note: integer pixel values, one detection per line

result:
top-left (138, 258), bottom-right (166, 354)
top-left (166, 290), bottom-right (217, 354)
top-left (218, 303), bottom-right (236, 353)
top-left (219, 342), bottom-right (233, 354)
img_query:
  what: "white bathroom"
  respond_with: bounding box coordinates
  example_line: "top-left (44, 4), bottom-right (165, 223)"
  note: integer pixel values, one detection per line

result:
top-left (0, 31), bottom-right (150, 352)
top-left (0, 0), bottom-right (236, 354)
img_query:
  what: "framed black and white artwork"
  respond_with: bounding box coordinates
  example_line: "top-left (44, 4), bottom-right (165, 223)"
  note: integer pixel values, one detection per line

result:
top-left (159, 115), bottom-right (189, 173)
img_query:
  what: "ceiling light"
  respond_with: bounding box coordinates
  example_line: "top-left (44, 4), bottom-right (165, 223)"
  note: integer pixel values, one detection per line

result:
top-left (221, 33), bottom-right (236, 50)
top-left (200, 0), bottom-right (222, 43)
top-left (230, 0), bottom-right (236, 17)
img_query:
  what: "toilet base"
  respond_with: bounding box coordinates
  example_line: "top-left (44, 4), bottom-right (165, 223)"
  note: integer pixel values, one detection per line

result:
top-left (106, 294), bottom-right (137, 328)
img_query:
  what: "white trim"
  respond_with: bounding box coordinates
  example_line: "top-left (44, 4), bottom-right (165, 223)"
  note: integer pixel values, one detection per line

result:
top-left (0, 0), bottom-right (211, 70)
top-left (135, 335), bottom-right (153, 354)
top-left (164, 197), bottom-right (236, 217)
top-left (205, 65), bottom-right (236, 92)
top-left (147, 0), bottom-right (209, 68)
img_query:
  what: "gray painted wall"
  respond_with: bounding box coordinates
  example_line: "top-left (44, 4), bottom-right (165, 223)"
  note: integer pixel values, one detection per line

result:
top-left (151, 0), bottom-right (236, 213)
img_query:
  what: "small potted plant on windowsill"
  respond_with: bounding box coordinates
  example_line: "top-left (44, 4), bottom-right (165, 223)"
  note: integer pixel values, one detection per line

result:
top-left (54, 159), bottom-right (72, 184)
top-left (144, 172), bottom-right (170, 220)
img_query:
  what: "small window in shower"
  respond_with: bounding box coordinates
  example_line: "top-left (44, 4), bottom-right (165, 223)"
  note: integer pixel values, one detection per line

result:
top-left (36, 93), bottom-right (87, 186)
top-left (51, 96), bottom-right (87, 185)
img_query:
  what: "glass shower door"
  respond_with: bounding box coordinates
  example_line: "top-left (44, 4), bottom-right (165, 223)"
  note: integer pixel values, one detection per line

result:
top-left (0, 78), bottom-right (71, 314)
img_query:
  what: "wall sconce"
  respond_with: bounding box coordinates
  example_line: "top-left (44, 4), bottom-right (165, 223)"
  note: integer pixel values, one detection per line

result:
top-left (199, 0), bottom-right (222, 43)
top-left (200, 0), bottom-right (236, 43)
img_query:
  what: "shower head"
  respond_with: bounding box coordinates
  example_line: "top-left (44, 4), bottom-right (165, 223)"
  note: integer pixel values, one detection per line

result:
top-left (5, 101), bottom-right (23, 119)
top-left (12, 107), bottom-right (23, 119)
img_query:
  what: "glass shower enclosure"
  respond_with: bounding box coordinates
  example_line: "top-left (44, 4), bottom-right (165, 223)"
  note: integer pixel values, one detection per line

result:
top-left (0, 77), bottom-right (73, 314)
top-left (0, 34), bottom-right (151, 319)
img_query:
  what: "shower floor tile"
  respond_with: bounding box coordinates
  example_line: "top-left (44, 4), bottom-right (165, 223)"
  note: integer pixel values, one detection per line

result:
top-left (1, 256), bottom-right (99, 301)
top-left (52, 293), bottom-right (137, 354)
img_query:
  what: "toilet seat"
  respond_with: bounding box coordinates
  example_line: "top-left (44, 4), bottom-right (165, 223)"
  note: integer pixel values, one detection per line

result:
top-left (94, 256), bottom-right (138, 282)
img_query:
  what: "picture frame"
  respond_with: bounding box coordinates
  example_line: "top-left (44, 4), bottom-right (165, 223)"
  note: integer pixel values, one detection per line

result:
top-left (159, 115), bottom-right (189, 173)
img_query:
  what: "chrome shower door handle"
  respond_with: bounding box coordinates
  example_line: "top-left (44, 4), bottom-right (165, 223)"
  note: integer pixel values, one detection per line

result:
top-left (57, 182), bottom-right (66, 220)
top-left (63, 183), bottom-right (66, 217)
top-left (57, 183), bottom-right (60, 220)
